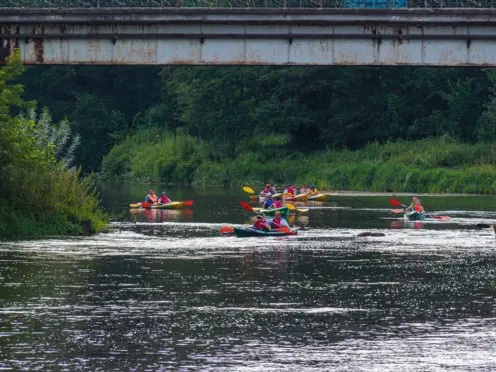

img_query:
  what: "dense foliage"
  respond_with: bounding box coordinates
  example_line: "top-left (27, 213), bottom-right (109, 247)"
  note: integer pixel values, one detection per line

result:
top-left (0, 51), bottom-right (107, 239)
top-left (17, 64), bottom-right (496, 194)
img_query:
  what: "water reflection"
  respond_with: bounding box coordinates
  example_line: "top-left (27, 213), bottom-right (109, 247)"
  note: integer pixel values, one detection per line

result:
top-left (129, 208), bottom-right (194, 223)
top-left (1, 189), bottom-right (496, 370)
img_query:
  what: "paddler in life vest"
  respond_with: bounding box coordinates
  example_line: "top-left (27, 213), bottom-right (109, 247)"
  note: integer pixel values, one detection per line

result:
top-left (260, 184), bottom-right (272, 197)
top-left (271, 196), bottom-right (284, 209)
top-left (263, 193), bottom-right (274, 209)
top-left (145, 189), bottom-right (158, 204)
top-left (284, 184), bottom-right (296, 197)
top-left (253, 214), bottom-right (271, 231)
top-left (270, 211), bottom-right (290, 229)
top-left (406, 197), bottom-right (425, 213)
top-left (158, 191), bottom-right (171, 204)
top-left (301, 184), bottom-right (310, 194)
top-left (309, 185), bottom-right (319, 195)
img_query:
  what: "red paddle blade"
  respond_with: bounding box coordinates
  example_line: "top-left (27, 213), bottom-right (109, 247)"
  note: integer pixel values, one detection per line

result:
top-left (241, 201), bottom-right (254, 212)
top-left (389, 198), bottom-right (403, 207)
top-left (182, 200), bottom-right (194, 207)
top-left (220, 227), bottom-right (234, 234)
top-left (141, 202), bottom-right (152, 208)
top-left (275, 227), bottom-right (291, 233)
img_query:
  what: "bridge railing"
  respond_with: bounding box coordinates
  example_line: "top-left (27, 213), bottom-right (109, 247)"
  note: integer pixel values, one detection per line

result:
top-left (3, 0), bottom-right (496, 8)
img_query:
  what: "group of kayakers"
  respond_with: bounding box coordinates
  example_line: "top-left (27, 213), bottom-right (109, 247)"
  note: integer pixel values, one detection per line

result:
top-left (144, 189), bottom-right (171, 205)
top-left (259, 183), bottom-right (320, 198)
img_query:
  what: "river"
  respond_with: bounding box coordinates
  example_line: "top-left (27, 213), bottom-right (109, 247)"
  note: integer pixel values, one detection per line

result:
top-left (0, 184), bottom-right (495, 371)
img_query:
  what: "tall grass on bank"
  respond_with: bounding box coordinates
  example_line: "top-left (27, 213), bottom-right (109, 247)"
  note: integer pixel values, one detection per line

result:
top-left (100, 130), bottom-right (496, 194)
top-left (0, 51), bottom-right (108, 239)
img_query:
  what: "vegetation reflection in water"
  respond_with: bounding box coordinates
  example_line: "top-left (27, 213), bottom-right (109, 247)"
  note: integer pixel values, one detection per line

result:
top-left (1, 191), bottom-right (496, 370)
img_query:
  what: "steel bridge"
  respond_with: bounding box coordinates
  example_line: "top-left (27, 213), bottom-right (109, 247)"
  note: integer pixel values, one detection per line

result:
top-left (2, 2), bottom-right (496, 65)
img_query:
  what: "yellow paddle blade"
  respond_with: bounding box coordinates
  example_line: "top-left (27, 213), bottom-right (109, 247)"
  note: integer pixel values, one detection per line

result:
top-left (249, 195), bottom-right (258, 200)
top-left (243, 186), bottom-right (255, 194)
top-left (272, 193), bottom-right (282, 198)
top-left (296, 208), bottom-right (309, 213)
top-left (252, 207), bottom-right (261, 211)
top-left (285, 203), bottom-right (296, 211)
top-left (129, 204), bottom-right (141, 208)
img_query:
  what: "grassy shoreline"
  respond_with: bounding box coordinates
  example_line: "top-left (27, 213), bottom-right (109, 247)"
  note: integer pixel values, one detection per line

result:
top-left (100, 133), bottom-right (496, 195)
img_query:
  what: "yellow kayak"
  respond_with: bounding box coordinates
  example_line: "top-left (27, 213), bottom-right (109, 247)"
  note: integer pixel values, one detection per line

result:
top-left (284, 193), bottom-right (309, 201)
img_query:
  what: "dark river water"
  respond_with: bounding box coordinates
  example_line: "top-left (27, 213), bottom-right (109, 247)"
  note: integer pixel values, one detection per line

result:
top-left (1, 184), bottom-right (496, 371)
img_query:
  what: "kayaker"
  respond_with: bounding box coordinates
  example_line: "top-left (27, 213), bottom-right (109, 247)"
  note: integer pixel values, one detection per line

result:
top-left (260, 184), bottom-right (272, 196)
top-left (268, 186), bottom-right (277, 194)
top-left (263, 194), bottom-right (274, 209)
top-left (309, 185), bottom-right (319, 195)
top-left (284, 184), bottom-right (296, 196)
top-left (270, 211), bottom-right (290, 229)
top-left (301, 184), bottom-right (310, 194)
top-left (295, 185), bottom-right (302, 195)
top-left (271, 196), bottom-right (284, 209)
top-left (404, 197), bottom-right (425, 213)
top-left (158, 191), bottom-right (171, 204)
top-left (145, 189), bottom-right (158, 204)
top-left (253, 214), bottom-right (271, 231)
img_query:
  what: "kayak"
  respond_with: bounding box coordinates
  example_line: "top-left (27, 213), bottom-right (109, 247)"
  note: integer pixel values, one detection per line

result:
top-left (284, 194), bottom-right (308, 201)
top-left (308, 193), bottom-right (336, 201)
top-left (234, 227), bottom-right (296, 237)
top-left (130, 201), bottom-right (185, 209)
top-left (404, 211), bottom-right (425, 221)
top-left (151, 201), bottom-right (185, 209)
top-left (258, 206), bottom-right (290, 217)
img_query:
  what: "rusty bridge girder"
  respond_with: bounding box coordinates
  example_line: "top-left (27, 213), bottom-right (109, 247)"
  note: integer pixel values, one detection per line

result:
top-left (2, 8), bottom-right (496, 66)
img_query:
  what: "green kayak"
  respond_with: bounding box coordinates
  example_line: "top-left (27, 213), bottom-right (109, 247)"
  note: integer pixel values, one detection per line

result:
top-left (258, 206), bottom-right (289, 217)
top-left (404, 211), bottom-right (425, 221)
top-left (234, 227), bottom-right (296, 237)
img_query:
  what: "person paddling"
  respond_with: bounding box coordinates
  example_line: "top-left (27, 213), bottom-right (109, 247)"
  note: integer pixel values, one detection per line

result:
top-left (301, 184), bottom-right (310, 194)
top-left (270, 211), bottom-right (290, 229)
top-left (260, 184), bottom-right (272, 197)
top-left (263, 194), bottom-right (274, 209)
top-left (253, 214), bottom-right (271, 231)
top-left (158, 191), bottom-right (171, 204)
top-left (405, 197), bottom-right (425, 213)
top-left (271, 196), bottom-right (284, 209)
top-left (309, 185), bottom-right (319, 195)
top-left (145, 189), bottom-right (158, 204)
top-left (284, 184), bottom-right (296, 197)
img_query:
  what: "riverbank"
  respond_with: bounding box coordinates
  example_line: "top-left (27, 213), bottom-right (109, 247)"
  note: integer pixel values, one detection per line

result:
top-left (100, 134), bottom-right (496, 195)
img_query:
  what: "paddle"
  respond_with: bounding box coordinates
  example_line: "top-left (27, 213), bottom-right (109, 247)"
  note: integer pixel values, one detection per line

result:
top-left (390, 198), bottom-right (407, 208)
top-left (220, 227), bottom-right (234, 234)
top-left (243, 186), bottom-right (255, 194)
top-left (241, 200), bottom-right (256, 212)
top-left (182, 200), bottom-right (194, 207)
top-left (129, 203), bottom-right (141, 208)
top-left (249, 195), bottom-right (258, 200)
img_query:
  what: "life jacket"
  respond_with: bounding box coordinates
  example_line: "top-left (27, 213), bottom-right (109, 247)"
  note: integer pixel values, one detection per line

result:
top-left (414, 205), bottom-right (423, 212)
top-left (310, 189), bottom-right (318, 195)
top-left (262, 188), bottom-right (270, 194)
top-left (147, 194), bottom-right (157, 203)
top-left (254, 220), bottom-right (267, 230)
top-left (285, 187), bottom-right (295, 196)
top-left (264, 199), bottom-right (274, 209)
top-left (273, 200), bottom-right (283, 208)
top-left (271, 217), bottom-right (282, 228)
top-left (160, 196), bottom-right (171, 204)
